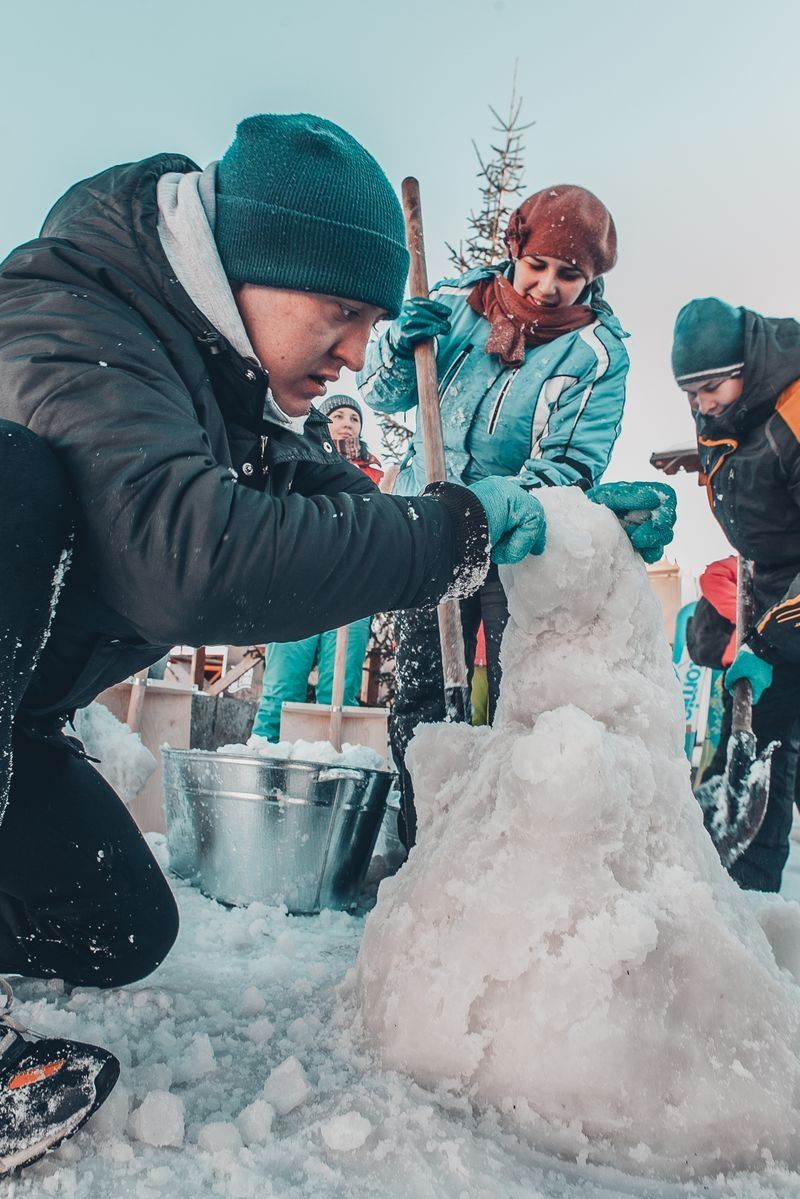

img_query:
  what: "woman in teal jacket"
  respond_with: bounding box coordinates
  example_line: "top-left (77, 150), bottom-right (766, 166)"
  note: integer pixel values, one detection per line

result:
top-left (358, 184), bottom-right (630, 846)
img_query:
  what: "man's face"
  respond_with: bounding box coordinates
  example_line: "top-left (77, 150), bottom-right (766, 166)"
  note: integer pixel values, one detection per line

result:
top-left (683, 374), bottom-right (744, 418)
top-left (234, 285), bottom-right (387, 417)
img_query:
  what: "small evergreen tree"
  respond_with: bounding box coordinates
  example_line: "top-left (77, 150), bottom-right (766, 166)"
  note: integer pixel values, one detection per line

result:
top-left (446, 64), bottom-right (533, 272)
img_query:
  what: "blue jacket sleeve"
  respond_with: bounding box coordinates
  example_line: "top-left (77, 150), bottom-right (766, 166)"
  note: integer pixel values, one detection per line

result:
top-left (357, 328), bottom-right (422, 414)
top-left (518, 329), bottom-right (629, 491)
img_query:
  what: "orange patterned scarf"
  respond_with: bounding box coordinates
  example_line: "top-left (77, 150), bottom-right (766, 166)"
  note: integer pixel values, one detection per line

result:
top-left (467, 273), bottom-right (595, 367)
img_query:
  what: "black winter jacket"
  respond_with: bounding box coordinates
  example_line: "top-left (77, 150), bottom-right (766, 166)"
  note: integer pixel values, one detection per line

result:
top-left (696, 311), bottom-right (800, 663)
top-left (0, 155), bottom-right (488, 715)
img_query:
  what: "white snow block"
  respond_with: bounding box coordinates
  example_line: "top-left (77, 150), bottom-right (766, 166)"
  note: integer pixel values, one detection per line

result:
top-left (128, 1090), bottom-right (185, 1148)
top-left (74, 701), bottom-right (157, 803)
top-left (320, 1111), bottom-right (372, 1151)
top-left (197, 1121), bottom-right (243, 1153)
top-left (353, 488), bottom-right (800, 1177)
top-left (237, 1098), bottom-right (275, 1146)
top-left (261, 1056), bottom-right (312, 1115)
top-left (174, 1031), bottom-right (216, 1083)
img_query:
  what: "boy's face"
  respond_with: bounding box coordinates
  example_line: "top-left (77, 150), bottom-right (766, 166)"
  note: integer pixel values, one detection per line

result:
top-left (327, 407), bottom-right (362, 439)
top-left (683, 374), bottom-right (744, 418)
top-left (512, 254), bottom-right (587, 309)
top-left (234, 285), bottom-right (386, 417)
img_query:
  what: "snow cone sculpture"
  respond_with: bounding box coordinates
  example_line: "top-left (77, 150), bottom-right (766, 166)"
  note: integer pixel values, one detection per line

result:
top-left (352, 488), bottom-right (800, 1177)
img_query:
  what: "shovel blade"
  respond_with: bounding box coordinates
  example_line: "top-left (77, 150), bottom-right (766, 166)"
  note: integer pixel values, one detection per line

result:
top-left (695, 733), bottom-right (778, 869)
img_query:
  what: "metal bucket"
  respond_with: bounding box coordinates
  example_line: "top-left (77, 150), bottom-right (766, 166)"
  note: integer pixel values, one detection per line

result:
top-left (162, 748), bottom-right (394, 913)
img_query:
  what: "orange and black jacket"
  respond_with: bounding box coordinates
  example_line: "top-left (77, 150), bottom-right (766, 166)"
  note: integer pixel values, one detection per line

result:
top-left (696, 311), bottom-right (800, 664)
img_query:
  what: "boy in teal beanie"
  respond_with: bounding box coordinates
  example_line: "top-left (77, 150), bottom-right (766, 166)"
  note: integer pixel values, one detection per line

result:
top-left (672, 297), bottom-right (800, 892)
top-left (0, 107), bottom-right (556, 1170)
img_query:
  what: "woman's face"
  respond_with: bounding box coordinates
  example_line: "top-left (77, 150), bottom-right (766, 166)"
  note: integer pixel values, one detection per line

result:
top-left (512, 254), bottom-right (587, 309)
top-left (683, 374), bottom-right (744, 418)
top-left (326, 406), bottom-right (362, 439)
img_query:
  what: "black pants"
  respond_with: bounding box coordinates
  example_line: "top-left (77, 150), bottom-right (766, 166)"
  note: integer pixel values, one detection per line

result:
top-left (0, 420), bottom-right (178, 987)
top-left (391, 565), bottom-right (508, 847)
top-left (707, 662), bottom-right (800, 893)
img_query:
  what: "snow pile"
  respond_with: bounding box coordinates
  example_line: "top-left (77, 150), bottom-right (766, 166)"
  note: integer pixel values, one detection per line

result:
top-left (217, 735), bottom-right (385, 771)
top-left (74, 700), bottom-right (157, 803)
top-left (353, 488), bottom-right (800, 1177)
top-left (10, 835), bottom-right (800, 1197)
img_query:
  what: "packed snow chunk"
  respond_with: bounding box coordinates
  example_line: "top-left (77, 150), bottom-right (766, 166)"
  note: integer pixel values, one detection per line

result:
top-left (239, 985), bottom-right (267, 1017)
top-left (352, 487), bottom-right (800, 1178)
top-left (74, 701), bottom-right (157, 803)
top-left (196, 1121), bottom-right (243, 1153)
top-left (261, 1055), bottom-right (312, 1115)
top-left (319, 1103), bottom-right (371, 1151)
top-left (236, 1098), bottom-right (275, 1146)
top-left (245, 1016), bottom-right (275, 1045)
top-left (128, 1090), bottom-right (185, 1148)
top-left (217, 734), bottom-right (385, 771)
top-left (174, 1031), bottom-right (216, 1082)
top-left (320, 1111), bottom-right (372, 1152)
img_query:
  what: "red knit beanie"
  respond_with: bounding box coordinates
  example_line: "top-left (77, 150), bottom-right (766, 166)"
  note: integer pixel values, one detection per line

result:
top-left (504, 184), bottom-right (617, 281)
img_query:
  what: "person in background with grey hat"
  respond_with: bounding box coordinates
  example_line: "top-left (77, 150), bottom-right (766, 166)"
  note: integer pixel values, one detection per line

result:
top-left (0, 112), bottom-right (548, 1168)
top-left (673, 297), bottom-right (800, 892)
top-left (251, 395), bottom-right (383, 742)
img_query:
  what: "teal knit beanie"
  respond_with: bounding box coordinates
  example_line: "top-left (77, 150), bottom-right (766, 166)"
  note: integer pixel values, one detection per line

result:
top-left (215, 114), bottom-right (409, 318)
top-left (671, 298), bottom-right (746, 385)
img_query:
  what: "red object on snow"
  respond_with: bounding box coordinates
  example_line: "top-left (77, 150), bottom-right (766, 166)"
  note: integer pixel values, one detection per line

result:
top-left (699, 556), bottom-right (738, 665)
top-left (474, 623), bottom-right (487, 669)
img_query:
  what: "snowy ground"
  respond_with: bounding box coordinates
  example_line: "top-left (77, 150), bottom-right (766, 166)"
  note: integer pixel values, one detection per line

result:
top-left (11, 493), bottom-right (800, 1197)
top-left (5, 835), bottom-right (800, 1199)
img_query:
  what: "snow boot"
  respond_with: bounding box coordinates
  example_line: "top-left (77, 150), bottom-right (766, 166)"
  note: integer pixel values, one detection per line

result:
top-left (0, 979), bottom-right (119, 1177)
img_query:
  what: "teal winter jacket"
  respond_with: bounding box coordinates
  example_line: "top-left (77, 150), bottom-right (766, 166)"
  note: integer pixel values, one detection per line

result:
top-left (358, 264), bottom-right (629, 495)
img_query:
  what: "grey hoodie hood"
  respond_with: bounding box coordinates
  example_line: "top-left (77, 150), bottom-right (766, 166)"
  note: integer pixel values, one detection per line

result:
top-left (156, 163), bottom-right (307, 433)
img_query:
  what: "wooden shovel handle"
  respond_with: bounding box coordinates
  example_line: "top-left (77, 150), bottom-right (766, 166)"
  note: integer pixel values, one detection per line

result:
top-left (327, 625), bottom-right (349, 751)
top-left (733, 556), bottom-right (754, 734)
top-left (401, 177), bottom-right (468, 693)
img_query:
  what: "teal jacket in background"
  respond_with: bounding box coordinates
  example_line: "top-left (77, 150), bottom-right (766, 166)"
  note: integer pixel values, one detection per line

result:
top-left (358, 263), bottom-right (629, 494)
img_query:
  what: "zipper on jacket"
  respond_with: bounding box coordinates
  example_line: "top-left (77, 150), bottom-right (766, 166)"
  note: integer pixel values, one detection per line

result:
top-left (438, 347), bottom-right (471, 404)
top-left (487, 369), bottom-right (519, 436)
top-left (197, 330), bottom-right (225, 356)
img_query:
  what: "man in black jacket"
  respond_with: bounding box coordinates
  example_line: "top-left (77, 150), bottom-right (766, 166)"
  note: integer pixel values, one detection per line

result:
top-left (0, 111), bottom-right (552, 1167)
top-left (673, 298), bottom-right (800, 892)
top-left (0, 114), bottom-right (548, 991)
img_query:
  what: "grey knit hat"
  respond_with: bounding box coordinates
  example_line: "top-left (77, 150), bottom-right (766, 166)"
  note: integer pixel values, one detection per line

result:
top-left (319, 394), bottom-right (363, 427)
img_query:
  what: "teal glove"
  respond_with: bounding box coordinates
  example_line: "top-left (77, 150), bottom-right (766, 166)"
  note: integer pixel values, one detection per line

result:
top-left (587, 481), bottom-right (677, 565)
top-left (387, 298), bottom-right (451, 358)
top-left (725, 646), bottom-right (773, 703)
top-left (469, 477), bottom-right (546, 564)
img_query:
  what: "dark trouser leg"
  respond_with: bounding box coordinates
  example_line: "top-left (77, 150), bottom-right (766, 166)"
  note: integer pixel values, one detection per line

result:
top-left (0, 732), bottom-right (179, 987)
top-left (728, 663), bottom-right (800, 892)
top-left (390, 568), bottom-right (508, 848)
top-left (0, 420), bottom-right (179, 985)
top-left (479, 566), bottom-right (510, 722)
top-left (390, 604), bottom-right (446, 849)
top-left (0, 422), bottom-right (73, 817)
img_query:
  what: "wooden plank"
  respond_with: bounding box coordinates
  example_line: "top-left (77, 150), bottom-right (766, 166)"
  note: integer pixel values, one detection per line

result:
top-left (205, 649), bottom-right (263, 698)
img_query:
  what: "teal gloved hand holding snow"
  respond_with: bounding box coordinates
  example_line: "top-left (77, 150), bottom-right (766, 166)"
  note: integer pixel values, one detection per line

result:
top-left (587, 480), bottom-right (677, 564)
top-left (725, 645), bottom-right (774, 703)
top-left (387, 297), bottom-right (451, 358)
top-left (468, 477), bottom-right (546, 564)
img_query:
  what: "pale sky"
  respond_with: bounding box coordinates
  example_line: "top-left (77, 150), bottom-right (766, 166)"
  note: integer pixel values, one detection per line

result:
top-left (2, 0), bottom-right (798, 583)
